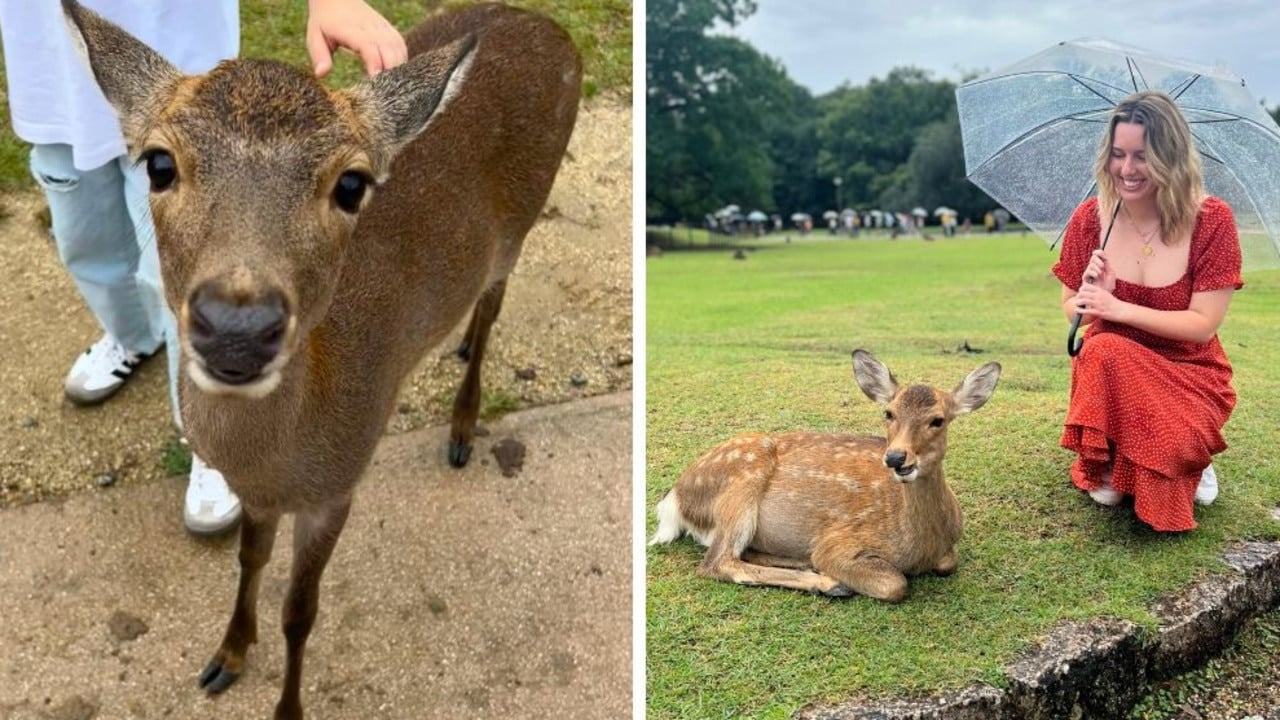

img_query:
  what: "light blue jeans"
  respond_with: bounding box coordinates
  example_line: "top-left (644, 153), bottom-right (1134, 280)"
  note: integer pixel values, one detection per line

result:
top-left (30, 143), bottom-right (182, 428)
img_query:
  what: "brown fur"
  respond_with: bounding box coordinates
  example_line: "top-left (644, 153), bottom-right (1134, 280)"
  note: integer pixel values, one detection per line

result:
top-left (63, 2), bottom-right (580, 718)
top-left (650, 350), bottom-right (1000, 602)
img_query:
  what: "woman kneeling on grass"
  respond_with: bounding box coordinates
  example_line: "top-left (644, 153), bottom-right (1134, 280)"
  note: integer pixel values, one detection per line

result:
top-left (1052, 90), bottom-right (1243, 532)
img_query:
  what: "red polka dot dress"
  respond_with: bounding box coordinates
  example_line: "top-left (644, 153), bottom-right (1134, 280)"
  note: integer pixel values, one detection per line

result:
top-left (1052, 197), bottom-right (1244, 531)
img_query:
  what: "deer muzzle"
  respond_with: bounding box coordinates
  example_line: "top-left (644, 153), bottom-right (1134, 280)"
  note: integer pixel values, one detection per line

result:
top-left (883, 449), bottom-right (919, 482)
top-left (186, 284), bottom-right (291, 395)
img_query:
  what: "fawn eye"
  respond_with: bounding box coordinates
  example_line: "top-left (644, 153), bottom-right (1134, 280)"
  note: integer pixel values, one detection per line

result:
top-left (930, 417), bottom-right (945, 428)
top-left (884, 410), bottom-right (895, 422)
top-left (144, 150), bottom-right (177, 192)
top-left (333, 171), bottom-right (370, 213)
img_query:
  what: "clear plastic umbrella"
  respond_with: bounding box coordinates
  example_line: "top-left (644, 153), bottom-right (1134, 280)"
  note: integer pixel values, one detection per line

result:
top-left (957, 37), bottom-right (1280, 270)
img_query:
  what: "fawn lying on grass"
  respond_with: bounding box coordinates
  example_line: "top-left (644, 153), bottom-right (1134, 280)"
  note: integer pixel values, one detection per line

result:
top-left (650, 349), bottom-right (1001, 602)
top-left (64, 1), bottom-right (580, 717)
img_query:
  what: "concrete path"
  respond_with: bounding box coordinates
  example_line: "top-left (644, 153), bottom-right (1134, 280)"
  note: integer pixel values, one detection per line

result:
top-left (0, 393), bottom-right (632, 720)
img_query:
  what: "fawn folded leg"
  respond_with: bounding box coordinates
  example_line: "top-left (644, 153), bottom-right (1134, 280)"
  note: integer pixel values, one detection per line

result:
top-left (813, 542), bottom-right (909, 603)
top-left (449, 278), bottom-right (508, 468)
top-left (273, 500), bottom-right (352, 720)
top-left (696, 506), bottom-right (849, 597)
top-left (933, 549), bottom-right (958, 576)
top-left (741, 549), bottom-right (814, 570)
top-left (200, 510), bottom-right (280, 693)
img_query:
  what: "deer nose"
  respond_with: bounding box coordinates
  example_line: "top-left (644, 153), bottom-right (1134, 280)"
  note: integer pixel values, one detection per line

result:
top-left (884, 450), bottom-right (908, 470)
top-left (188, 285), bottom-right (288, 385)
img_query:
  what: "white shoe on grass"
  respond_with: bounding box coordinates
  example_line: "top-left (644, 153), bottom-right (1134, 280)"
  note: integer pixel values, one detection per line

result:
top-left (1088, 467), bottom-right (1123, 506)
top-left (1195, 464), bottom-right (1218, 506)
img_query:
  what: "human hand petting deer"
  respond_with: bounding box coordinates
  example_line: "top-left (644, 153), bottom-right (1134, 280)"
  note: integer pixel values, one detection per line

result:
top-left (306, 0), bottom-right (409, 77)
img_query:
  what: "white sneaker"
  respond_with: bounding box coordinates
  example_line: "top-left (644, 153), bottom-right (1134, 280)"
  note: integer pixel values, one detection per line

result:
top-left (64, 334), bottom-right (151, 405)
top-left (184, 454), bottom-right (242, 535)
top-left (1088, 482), bottom-right (1123, 506)
top-left (1088, 468), bottom-right (1123, 506)
top-left (1195, 464), bottom-right (1219, 506)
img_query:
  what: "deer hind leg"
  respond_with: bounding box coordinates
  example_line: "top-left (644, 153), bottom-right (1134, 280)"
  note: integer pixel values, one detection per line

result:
top-left (449, 279), bottom-right (508, 468)
top-left (740, 549), bottom-right (814, 570)
top-left (199, 510), bottom-right (280, 694)
top-left (273, 500), bottom-right (352, 720)
top-left (697, 504), bottom-right (849, 597)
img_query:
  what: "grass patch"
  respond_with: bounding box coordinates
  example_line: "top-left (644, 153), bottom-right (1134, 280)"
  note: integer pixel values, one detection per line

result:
top-left (646, 233), bottom-right (1280, 719)
top-left (480, 387), bottom-right (522, 420)
top-left (0, 0), bottom-right (630, 190)
top-left (160, 435), bottom-right (193, 476)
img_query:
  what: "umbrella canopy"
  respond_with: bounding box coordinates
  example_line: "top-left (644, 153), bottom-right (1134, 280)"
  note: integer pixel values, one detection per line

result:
top-left (840, 208), bottom-right (858, 217)
top-left (790, 212), bottom-right (811, 222)
top-left (746, 210), bottom-right (768, 222)
top-left (957, 37), bottom-right (1280, 268)
top-left (933, 206), bottom-right (957, 217)
top-left (911, 207), bottom-right (928, 217)
top-left (822, 210), bottom-right (839, 220)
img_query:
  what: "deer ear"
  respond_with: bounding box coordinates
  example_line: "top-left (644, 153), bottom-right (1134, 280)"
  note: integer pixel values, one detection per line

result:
top-left (852, 349), bottom-right (897, 406)
top-left (951, 362), bottom-right (1001, 415)
top-left (61, 0), bottom-right (181, 136)
top-left (348, 33), bottom-right (478, 165)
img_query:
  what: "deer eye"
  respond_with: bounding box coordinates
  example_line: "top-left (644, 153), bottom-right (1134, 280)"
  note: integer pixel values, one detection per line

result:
top-left (930, 417), bottom-right (945, 429)
top-left (143, 150), bottom-right (177, 192)
top-left (333, 171), bottom-right (371, 213)
top-left (884, 410), bottom-right (895, 422)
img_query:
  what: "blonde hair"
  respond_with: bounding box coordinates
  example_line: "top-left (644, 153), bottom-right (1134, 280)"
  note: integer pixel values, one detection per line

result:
top-left (1093, 90), bottom-right (1204, 244)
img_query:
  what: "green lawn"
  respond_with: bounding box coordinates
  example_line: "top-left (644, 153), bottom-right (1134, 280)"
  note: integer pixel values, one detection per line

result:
top-left (645, 233), bottom-right (1280, 719)
top-left (0, 0), bottom-right (630, 191)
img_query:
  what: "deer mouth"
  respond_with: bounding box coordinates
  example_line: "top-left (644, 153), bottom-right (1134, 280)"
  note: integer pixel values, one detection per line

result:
top-left (892, 465), bottom-right (919, 482)
top-left (186, 349), bottom-right (290, 398)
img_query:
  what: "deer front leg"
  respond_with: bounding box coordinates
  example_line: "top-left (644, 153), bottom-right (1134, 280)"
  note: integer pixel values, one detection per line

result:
top-left (813, 543), bottom-right (909, 603)
top-left (274, 500), bottom-right (352, 720)
top-left (933, 549), bottom-right (958, 576)
top-left (200, 510), bottom-right (280, 693)
top-left (449, 279), bottom-right (508, 468)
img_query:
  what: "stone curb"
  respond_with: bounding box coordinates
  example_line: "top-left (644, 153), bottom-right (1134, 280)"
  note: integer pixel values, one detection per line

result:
top-left (798, 540), bottom-right (1280, 720)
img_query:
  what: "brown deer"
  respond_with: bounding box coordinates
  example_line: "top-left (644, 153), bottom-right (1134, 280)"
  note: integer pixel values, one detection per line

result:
top-left (649, 349), bottom-right (1000, 602)
top-left (62, 1), bottom-right (580, 717)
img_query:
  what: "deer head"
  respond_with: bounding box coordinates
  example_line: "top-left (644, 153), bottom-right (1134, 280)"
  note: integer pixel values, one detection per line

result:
top-left (62, 0), bottom-right (476, 398)
top-left (853, 349), bottom-right (1001, 482)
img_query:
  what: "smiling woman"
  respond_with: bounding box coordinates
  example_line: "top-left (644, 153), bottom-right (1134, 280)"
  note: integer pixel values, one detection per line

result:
top-left (1054, 90), bottom-right (1244, 531)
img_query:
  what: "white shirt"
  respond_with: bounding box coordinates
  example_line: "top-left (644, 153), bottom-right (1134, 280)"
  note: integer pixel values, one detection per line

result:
top-left (0, 1), bottom-right (239, 171)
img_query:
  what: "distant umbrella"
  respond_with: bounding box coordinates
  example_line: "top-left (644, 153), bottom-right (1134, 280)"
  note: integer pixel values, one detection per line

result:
top-left (822, 210), bottom-right (839, 220)
top-left (933, 206), bottom-right (957, 217)
top-left (746, 210), bottom-right (768, 222)
top-left (911, 207), bottom-right (928, 217)
top-left (790, 212), bottom-right (811, 222)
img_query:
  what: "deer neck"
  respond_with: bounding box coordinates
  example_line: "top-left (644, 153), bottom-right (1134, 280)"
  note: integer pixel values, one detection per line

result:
top-left (898, 468), bottom-right (962, 559)
top-left (179, 345), bottom-right (308, 478)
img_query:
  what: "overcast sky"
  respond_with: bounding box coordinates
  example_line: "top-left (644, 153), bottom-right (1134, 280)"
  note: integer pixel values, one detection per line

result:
top-left (726, 0), bottom-right (1280, 109)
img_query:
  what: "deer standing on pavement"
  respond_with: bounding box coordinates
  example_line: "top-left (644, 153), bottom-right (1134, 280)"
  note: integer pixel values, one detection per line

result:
top-left (649, 350), bottom-right (1000, 602)
top-left (63, 1), bottom-right (581, 717)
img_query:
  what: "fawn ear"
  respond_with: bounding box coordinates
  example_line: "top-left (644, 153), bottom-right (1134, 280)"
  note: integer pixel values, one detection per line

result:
top-left (61, 0), bottom-right (181, 139)
top-left (951, 362), bottom-right (1001, 415)
top-left (852, 349), bottom-right (898, 406)
top-left (347, 33), bottom-right (478, 170)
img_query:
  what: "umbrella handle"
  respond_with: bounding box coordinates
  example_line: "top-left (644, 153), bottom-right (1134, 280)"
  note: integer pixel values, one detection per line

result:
top-left (1067, 312), bottom-right (1086, 356)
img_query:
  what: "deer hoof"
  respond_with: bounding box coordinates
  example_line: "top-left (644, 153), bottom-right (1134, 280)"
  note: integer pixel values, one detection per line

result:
top-left (448, 440), bottom-right (472, 468)
top-left (198, 658), bottom-right (240, 694)
top-left (823, 584), bottom-right (855, 598)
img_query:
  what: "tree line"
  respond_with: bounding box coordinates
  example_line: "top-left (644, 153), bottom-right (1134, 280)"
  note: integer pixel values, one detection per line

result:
top-left (646, 0), bottom-right (1280, 229)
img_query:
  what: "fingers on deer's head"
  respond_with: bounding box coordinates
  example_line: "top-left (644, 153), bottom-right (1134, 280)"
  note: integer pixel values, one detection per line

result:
top-left (62, 0), bottom-right (476, 398)
top-left (852, 350), bottom-right (1001, 482)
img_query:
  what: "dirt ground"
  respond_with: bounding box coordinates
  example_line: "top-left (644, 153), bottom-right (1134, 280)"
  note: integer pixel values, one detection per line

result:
top-left (0, 97), bottom-right (632, 508)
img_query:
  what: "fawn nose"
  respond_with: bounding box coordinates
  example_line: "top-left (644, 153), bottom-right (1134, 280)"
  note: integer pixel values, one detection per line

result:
top-left (188, 285), bottom-right (288, 385)
top-left (884, 450), bottom-right (909, 470)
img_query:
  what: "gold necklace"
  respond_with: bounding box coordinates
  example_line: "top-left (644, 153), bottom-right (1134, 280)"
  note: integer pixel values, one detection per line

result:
top-left (1123, 206), bottom-right (1160, 256)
